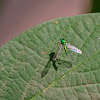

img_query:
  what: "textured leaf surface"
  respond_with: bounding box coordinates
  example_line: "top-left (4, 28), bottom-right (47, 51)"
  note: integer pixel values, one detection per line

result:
top-left (0, 13), bottom-right (100, 100)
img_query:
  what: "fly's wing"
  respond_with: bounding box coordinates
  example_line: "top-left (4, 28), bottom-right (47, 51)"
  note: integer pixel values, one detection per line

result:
top-left (66, 43), bottom-right (82, 54)
top-left (52, 44), bottom-right (64, 61)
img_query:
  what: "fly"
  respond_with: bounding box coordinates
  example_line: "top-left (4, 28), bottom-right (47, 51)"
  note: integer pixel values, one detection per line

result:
top-left (52, 38), bottom-right (82, 61)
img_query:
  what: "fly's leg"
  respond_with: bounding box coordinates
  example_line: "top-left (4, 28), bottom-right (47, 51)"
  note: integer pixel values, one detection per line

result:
top-left (64, 46), bottom-right (68, 56)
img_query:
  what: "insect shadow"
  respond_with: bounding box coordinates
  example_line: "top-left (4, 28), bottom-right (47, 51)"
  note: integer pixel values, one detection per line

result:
top-left (41, 52), bottom-right (57, 78)
top-left (41, 52), bottom-right (72, 78)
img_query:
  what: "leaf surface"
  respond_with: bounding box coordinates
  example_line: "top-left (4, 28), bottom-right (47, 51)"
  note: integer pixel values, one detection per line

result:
top-left (0, 13), bottom-right (100, 100)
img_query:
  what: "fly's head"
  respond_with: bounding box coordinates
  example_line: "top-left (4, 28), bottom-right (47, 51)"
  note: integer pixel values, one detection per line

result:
top-left (61, 38), bottom-right (66, 46)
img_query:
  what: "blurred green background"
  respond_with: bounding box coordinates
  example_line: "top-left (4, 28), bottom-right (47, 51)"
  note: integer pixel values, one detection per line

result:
top-left (91, 0), bottom-right (100, 12)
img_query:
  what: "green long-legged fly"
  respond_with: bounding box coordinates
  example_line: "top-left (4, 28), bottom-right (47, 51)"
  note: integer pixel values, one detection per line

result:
top-left (52, 38), bottom-right (82, 61)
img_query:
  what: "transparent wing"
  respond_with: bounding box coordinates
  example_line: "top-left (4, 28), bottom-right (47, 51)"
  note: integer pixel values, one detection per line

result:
top-left (52, 44), bottom-right (64, 61)
top-left (66, 43), bottom-right (82, 54)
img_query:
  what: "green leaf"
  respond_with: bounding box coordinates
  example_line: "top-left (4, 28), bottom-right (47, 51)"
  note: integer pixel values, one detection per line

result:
top-left (0, 13), bottom-right (100, 100)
